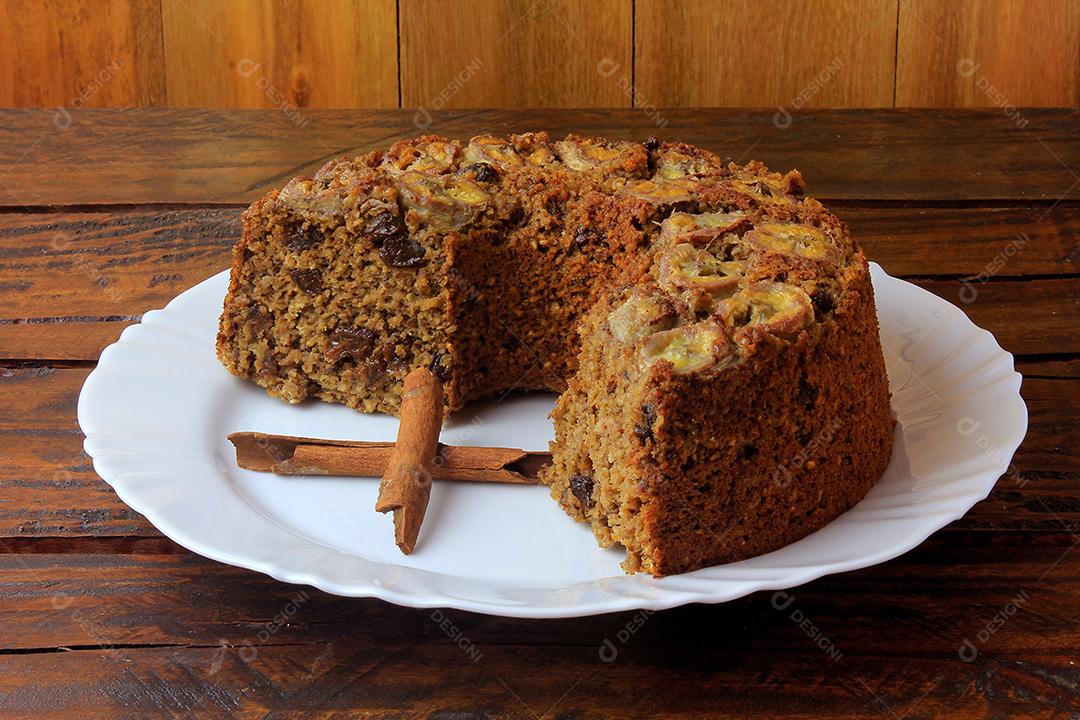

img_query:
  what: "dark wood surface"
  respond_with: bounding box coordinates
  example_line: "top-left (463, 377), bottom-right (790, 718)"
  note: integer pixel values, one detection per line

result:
top-left (0, 109), bottom-right (1076, 719)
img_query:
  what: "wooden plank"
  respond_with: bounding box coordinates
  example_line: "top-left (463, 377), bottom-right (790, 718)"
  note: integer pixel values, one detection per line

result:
top-left (0, 367), bottom-right (158, 538)
top-left (0, 0), bottom-right (165, 108)
top-left (0, 207), bottom-right (238, 360)
top-left (0, 542), bottom-right (1073, 718)
top-left (0, 204), bottom-right (1077, 360)
top-left (839, 204), bottom-right (1080, 277)
top-left (1019, 357), bottom-right (1080, 380)
top-left (0, 540), bottom-right (1073, 651)
top-left (3, 204), bottom-right (1075, 294)
top-left (1, 109), bottom-right (1078, 205)
top-left (161, 0), bottom-right (398, 110)
top-left (0, 367), bottom-right (1074, 539)
top-left (0, 204), bottom-right (1076, 351)
top-left (0, 207), bottom-right (238, 324)
top-left (635, 0), bottom-right (898, 108)
top-left (0, 323), bottom-right (136, 363)
top-left (911, 277), bottom-right (1080, 356)
top-left (897, 0), bottom-right (1080, 108)
top-left (1013, 375), bottom-right (1080, 481)
top-left (400, 0), bottom-right (632, 110)
top-left (2, 274), bottom-right (1075, 362)
top-left (0, 618), bottom-right (1074, 716)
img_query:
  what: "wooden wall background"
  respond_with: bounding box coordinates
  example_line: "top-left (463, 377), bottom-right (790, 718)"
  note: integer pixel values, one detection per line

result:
top-left (0, 0), bottom-right (1077, 110)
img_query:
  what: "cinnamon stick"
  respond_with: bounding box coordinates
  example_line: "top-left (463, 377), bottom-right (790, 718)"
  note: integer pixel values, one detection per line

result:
top-left (375, 368), bottom-right (444, 554)
top-left (227, 432), bottom-right (548, 484)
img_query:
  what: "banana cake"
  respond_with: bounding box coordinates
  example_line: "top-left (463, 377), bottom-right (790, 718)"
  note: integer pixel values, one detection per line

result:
top-left (217, 132), bottom-right (894, 576)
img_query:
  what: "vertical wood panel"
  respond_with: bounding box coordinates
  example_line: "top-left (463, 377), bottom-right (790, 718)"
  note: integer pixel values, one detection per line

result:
top-left (400, 0), bottom-right (632, 109)
top-left (162, 0), bottom-right (398, 109)
top-left (0, 0), bottom-right (164, 107)
top-left (896, 0), bottom-right (1080, 108)
top-left (2, 0), bottom-right (1078, 112)
top-left (634, 0), bottom-right (898, 108)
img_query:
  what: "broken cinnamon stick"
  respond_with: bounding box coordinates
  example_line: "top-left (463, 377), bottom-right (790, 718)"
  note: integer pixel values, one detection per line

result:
top-left (226, 432), bottom-right (549, 484)
top-left (375, 368), bottom-right (444, 554)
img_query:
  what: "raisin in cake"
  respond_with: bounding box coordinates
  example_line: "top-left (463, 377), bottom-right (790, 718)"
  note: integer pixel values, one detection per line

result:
top-left (217, 133), bottom-right (894, 576)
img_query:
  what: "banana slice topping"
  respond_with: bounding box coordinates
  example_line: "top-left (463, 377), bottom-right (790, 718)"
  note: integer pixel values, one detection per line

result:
top-left (641, 322), bottom-right (728, 375)
top-left (720, 281), bottom-right (815, 336)
top-left (658, 210), bottom-right (748, 246)
top-left (745, 222), bottom-right (837, 262)
top-left (397, 171), bottom-right (489, 230)
top-left (608, 291), bottom-right (677, 344)
top-left (658, 243), bottom-right (744, 294)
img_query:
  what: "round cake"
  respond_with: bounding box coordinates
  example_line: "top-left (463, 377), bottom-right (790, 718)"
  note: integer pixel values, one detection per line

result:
top-left (217, 133), bottom-right (894, 576)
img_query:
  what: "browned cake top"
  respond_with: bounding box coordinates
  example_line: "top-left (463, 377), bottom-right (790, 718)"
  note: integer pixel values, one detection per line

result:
top-left (268, 132), bottom-right (861, 382)
top-left (610, 205), bottom-right (858, 380)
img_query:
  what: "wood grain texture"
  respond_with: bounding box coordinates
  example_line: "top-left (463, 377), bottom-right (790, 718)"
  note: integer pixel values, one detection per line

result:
top-left (2, 1), bottom-right (1079, 112)
top-left (0, 368), bottom-right (189, 542)
top-left (0, 0), bottom-right (165, 108)
top-left (841, 205), bottom-right (1080, 277)
top-left (400, 0), bottom-right (632, 110)
top-left (0, 647), bottom-right (1070, 719)
top-left (0, 542), bottom-right (1075, 717)
top-left (1, 109), bottom-right (1079, 206)
top-left (0, 202), bottom-right (1077, 361)
top-left (0, 110), bottom-right (1077, 718)
top-left (0, 207), bottom-right (238, 319)
top-left (634, 0), bottom-right (899, 108)
top-left (161, 0), bottom-right (398, 109)
top-left (0, 541), bottom-right (1075, 649)
top-left (0, 207), bottom-right (237, 359)
top-left (897, 0), bottom-right (1080, 108)
top-left (913, 277), bottom-right (1080, 355)
top-left (0, 367), bottom-right (156, 537)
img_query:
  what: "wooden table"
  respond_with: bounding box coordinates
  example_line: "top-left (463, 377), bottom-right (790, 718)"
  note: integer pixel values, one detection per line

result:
top-left (0, 109), bottom-right (1077, 718)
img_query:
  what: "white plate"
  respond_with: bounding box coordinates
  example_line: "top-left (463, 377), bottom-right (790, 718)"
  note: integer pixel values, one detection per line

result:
top-left (78, 263), bottom-right (1026, 618)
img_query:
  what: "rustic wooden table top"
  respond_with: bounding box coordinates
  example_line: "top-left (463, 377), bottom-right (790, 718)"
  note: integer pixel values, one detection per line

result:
top-left (0, 108), bottom-right (1077, 719)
